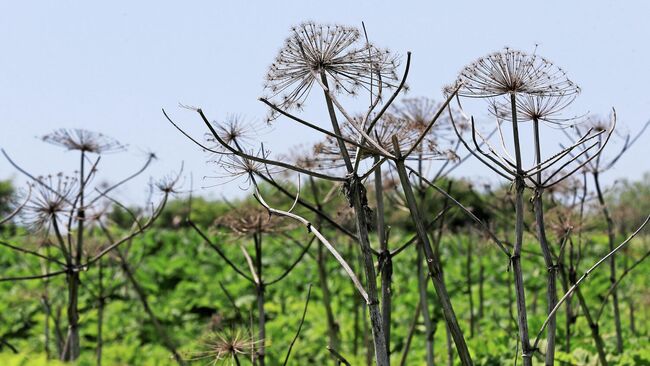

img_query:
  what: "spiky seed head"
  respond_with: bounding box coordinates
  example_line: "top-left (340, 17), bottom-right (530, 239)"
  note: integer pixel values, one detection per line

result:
top-left (456, 48), bottom-right (580, 98)
top-left (216, 205), bottom-right (289, 235)
top-left (390, 97), bottom-right (464, 150)
top-left (155, 174), bottom-right (182, 195)
top-left (580, 116), bottom-right (611, 133)
top-left (263, 22), bottom-right (399, 120)
top-left (205, 146), bottom-right (284, 189)
top-left (42, 129), bottom-right (126, 154)
top-left (206, 115), bottom-right (266, 151)
top-left (187, 329), bottom-right (258, 365)
top-left (488, 92), bottom-right (582, 126)
top-left (22, 174), bottom-right (77, 231)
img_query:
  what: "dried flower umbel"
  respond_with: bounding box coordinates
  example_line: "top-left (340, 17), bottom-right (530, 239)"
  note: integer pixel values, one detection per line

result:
top-left (313, 115), bottom-right (418, 169)
top-left (489, 93), bottom-right (582, 127)
top-left (264, 22), bottom-right (399, 117)
top-left (206, 147), bottom-right (284, 189)
top-left (456, 48), bottom-right (579, 98)
top-left (205, 115), bottom-right (266, 150)
top-left (188, 329), bottom-right (258, 366)
top-left (22, 174), bottom-right (76, 231)
top-left (168, 21), bottom-right (482, 366)
top-left (42, 129), bottom-right (126, 154)
top-left (391, 97), bottom-right (464, 154)
top-left (452, 48), bottom-right (617, 366)
top-left (2, 128), bottom-right (168, 363)
top-left (216, 206), bottom-right (288, 236)
top-left (314, 111), bottom-right (458, 172)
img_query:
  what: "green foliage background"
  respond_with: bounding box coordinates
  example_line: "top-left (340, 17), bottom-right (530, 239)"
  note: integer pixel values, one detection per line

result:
top-left (0, 177), bottom-right (648, 365)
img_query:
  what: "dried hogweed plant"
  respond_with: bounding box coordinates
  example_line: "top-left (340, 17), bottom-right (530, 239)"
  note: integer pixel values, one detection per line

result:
top-left (165, 25), bottom-right (649, 366)
top-left (450, 47), bottom-right (650, 366)
top-left (263, 22), bottom-right (399, 119)
top-left (166, 20), bottom-right (486, 366)
top-left (560, 114), bottom-right (650, 355)
top-left (188, 204), bottom-right (310, 366)
top-left (187, 329), bottom-right (258, 366)
top-left (0, 129), bottom-right (174, 363)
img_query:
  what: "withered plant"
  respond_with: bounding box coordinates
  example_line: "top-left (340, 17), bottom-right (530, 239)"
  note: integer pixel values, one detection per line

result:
top-left (163, 19), bottom-right (521, 366)
top-left (562, 115), bottom-right (650, 354)
top-left (450, 47), bottom-right (650, 366)
top-left (189, 202), bottom-right (311, 366)
top-left (0, 129), bottom-right (173, 362)
top-left (163, 25), bottom-right (650, 366)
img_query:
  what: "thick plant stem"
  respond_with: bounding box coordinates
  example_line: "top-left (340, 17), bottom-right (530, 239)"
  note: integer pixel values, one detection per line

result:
top-left (533, 192), bottom-right (558, 365)
top-left (575, 287), bottom-right (608, 365)
top-left (374, 158), bottom-right (392, 358)
top-left (321, 74), bottom-right (388, 366)
top-left (511, 194), bottom-right (532, 365)
top-left (62, 150), bottom-right (86, 361)
top-left (532, 119), bottom-right (558, 366)
top-left (254, 232), bottom-right (266, 366)
top-left (61, 272), bottom-right (80, 361)
top-left (416, 154), bottom-right (435, 366)
top-left (417, 247), bottom-right (435, 366)
top-left (351, 182), bottom-right (389, 366)
top-left (42, 247), bottom-right (52, 359)
top-left (393, 146), bottom-right (472, 366)
top-left (509, 93), bottom-right (532, 366)
top-left (592, 172), bottom-right (623, 353)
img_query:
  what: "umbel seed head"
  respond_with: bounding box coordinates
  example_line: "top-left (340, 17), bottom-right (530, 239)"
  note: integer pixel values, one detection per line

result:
top-left (42, 129), bottom-right (126, 154)
top-left (263, 22), bottom-right (399, 119)
top-left (456, 48), bottom-right (579, 98)
top-left (23, 174), bottom-right (77, 231)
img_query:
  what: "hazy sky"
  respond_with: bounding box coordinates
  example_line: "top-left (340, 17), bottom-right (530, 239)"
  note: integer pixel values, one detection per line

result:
top-left (1, 1), bottom-right (649, 203)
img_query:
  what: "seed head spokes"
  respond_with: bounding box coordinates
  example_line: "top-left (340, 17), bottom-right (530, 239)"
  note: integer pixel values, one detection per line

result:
top-left (264, 22), bottom-right (399, 120)
top-left (22, 174), bottom-right (77, 232)
top-left (42, 129), bottom-right (126, 154)
top-left (456, 48), bottom-right (580, 98)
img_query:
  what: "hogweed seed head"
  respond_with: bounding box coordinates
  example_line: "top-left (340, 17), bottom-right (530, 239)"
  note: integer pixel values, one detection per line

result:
top-left (580, 115), bottom-right (611, 133)
top-left (206, 147), bottom-right (284, 189)
top-left (216, 206), bottom-right (289, 235)
top-left (22, 174), bottom-right (77, 231)
top-left (488, 92), bottom-right (582, 126)
top-left (42, 129), bottom-right (126, 154)
top-left (456, 48), bottom-right (579, 98)
top-left (314, 114), bottom-right (422, 168)
top-left (187, 329), bottom-right (258, 365)
top-left (391, 97), bottom-right (464, 149)
top-left (206, 115), bottom-right (266, 150)
top-left (263, 22), bottom-right (399, 119)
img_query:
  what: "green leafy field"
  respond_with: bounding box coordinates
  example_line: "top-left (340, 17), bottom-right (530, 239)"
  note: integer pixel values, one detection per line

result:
top-left (2, 223), bottom-right (648, 365)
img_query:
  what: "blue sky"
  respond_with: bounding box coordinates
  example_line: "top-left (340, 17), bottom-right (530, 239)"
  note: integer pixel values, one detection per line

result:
top-left (1, 1), bottom-right (649, 202)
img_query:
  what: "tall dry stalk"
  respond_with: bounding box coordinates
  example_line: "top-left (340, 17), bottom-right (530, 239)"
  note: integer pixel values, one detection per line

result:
top-left (0, 130), bottom-right (171, 361)
top-left (452, 48), bottom-right (612, 365)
